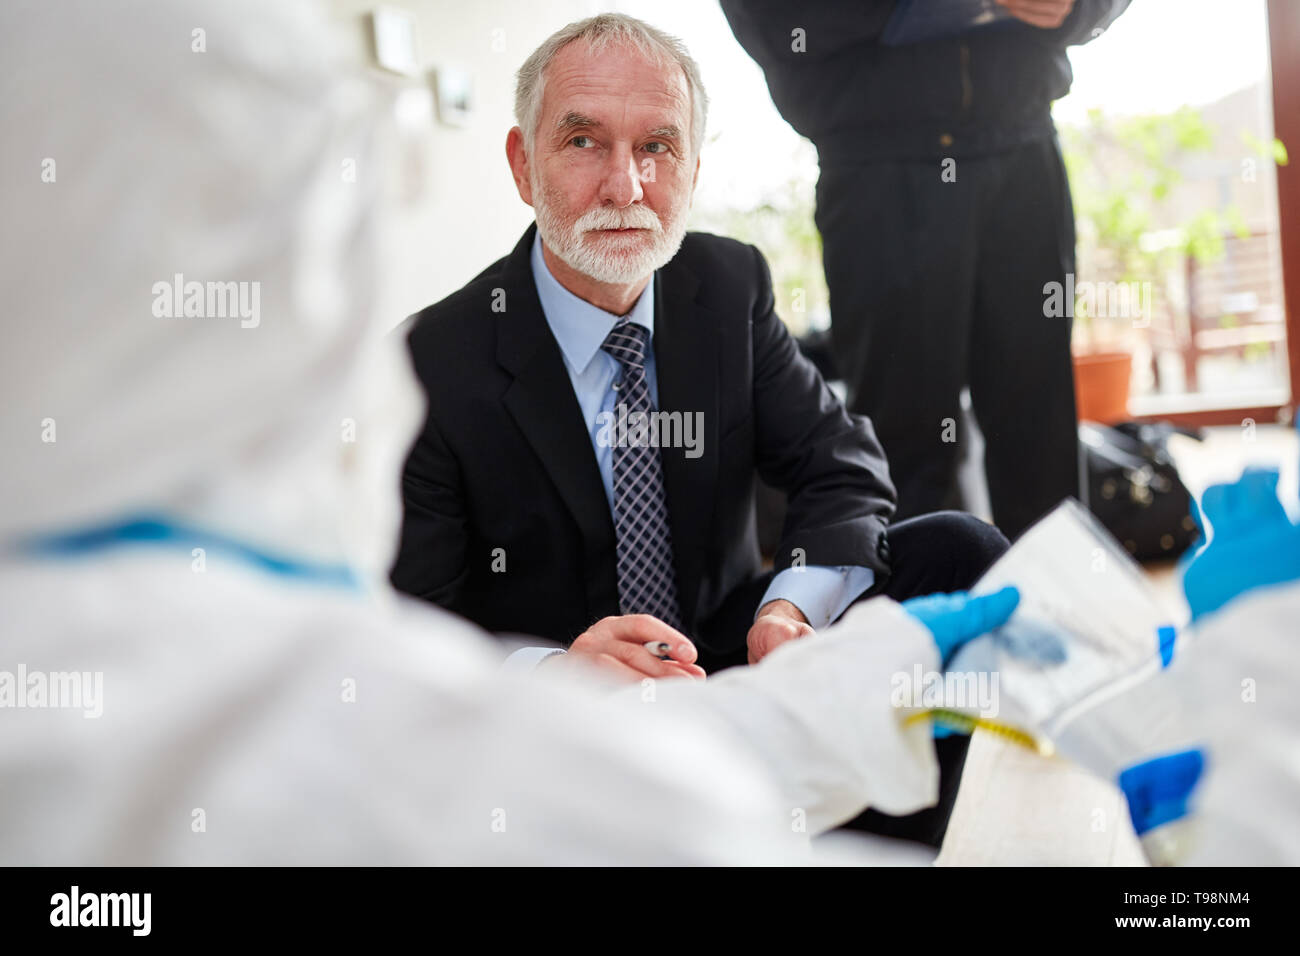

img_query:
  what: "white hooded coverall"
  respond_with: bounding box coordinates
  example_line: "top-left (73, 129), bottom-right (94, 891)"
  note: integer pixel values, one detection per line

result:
top-left (0, 0), bottom-right (943, 865)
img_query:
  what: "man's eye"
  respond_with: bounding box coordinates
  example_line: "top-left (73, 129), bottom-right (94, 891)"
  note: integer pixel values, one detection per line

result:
top-left (570, 135), bottom-right (593, 149)
top-left (643, 142), bottom-right (668, 154)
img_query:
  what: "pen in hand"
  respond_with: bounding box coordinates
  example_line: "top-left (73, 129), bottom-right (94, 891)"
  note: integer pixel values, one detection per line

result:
top-left (644, 640), bottom-right (673, 661)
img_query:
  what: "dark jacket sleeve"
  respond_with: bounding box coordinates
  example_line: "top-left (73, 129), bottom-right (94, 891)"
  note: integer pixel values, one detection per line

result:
top-left (1047, 0), bottom-right (1131, 47)
top-left (721, 0), bottom-right (895, 64)
top-left (746, 243), bottom-right (897, 575)
top-left (389, 409), bottom-right (470, 607)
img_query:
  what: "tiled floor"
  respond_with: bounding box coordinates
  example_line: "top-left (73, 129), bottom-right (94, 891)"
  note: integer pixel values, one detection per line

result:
top-left (935, 423), bottom-right (1297, 866)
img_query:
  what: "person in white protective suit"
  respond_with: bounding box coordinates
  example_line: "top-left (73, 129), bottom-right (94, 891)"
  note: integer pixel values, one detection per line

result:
top-left (1174, 581), bottom-right (1300, 865)
top-left (0, 0), bottom-right (1018, 865)
top-left (1050, 459), bottom-right (1300, 866)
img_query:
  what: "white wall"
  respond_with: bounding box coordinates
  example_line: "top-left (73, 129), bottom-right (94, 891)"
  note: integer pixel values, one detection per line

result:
top-left (324, 0), bottom-right (599, 323)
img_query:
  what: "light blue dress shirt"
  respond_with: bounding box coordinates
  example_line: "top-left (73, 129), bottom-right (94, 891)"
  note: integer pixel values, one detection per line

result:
top-left (503, 235), bottom-right (875, 671)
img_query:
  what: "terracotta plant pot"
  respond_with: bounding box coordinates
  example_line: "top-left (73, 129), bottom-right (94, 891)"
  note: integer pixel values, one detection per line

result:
top-left (1073, 350), bottom-right (1132, 424)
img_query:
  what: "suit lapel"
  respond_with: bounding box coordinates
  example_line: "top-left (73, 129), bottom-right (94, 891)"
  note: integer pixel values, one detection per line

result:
top-left (653, 263), bottom-right (721, 631)
top-left (496, 226), bottom-right (620, 620)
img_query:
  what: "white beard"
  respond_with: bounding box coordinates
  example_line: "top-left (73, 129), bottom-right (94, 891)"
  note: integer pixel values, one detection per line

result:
top-left (532, 180), bottom-right (688, 285)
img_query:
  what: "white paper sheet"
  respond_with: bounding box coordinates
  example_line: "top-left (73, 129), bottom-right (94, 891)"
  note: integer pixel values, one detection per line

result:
top-left (952, 499), bottom-right (1178, 739)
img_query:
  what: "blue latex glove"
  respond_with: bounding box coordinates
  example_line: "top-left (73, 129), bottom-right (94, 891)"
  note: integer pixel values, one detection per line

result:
top-left (1118, 749), bottom-right (1206, 836)
top-left (1181, 466), bottom-right (1300, 621)
top-left (903, 587), bottom-right (1021, 738)
top-left (903, 586), bottom-right (1021, 665)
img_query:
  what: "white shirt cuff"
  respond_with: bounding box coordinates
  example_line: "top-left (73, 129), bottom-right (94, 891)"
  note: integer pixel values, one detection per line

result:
top-left (759, 566), bottom-right (876, 630)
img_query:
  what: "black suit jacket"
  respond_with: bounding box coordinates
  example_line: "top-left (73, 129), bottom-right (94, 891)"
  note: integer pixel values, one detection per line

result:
top-left (392, 224), bottom-right (896, 655)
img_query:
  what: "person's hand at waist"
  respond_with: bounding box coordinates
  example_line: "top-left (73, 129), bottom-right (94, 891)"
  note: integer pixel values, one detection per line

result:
top-left (747, 599), bottom-right (816, 665)
top-left (546, 614), bottom-right (706, 683)
top-left (996, 0), bottom-right (1075, 29)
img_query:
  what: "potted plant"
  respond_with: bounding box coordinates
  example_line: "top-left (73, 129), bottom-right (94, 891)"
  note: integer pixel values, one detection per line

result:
top-left (1060, 106), bottom-right (1250, 422)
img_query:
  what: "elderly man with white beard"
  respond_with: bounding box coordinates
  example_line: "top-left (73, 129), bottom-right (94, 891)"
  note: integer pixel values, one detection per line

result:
top-left (392, 13), bottom-right (1013, 846)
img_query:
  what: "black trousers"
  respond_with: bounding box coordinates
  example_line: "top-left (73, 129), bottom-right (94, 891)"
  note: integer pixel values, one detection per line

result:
top-left (815, 136), bottom-right (1080, 541)
top-left (698, 510), bottom-right (1011, 847)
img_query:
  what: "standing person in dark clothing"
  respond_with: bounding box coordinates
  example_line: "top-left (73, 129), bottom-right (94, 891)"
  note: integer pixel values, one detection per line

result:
top-left (721, 0), bottom-right (1130, 539)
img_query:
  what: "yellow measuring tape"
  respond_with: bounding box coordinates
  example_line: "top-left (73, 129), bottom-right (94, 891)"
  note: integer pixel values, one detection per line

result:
top-left (904, 708), bottom-right (1056, 757)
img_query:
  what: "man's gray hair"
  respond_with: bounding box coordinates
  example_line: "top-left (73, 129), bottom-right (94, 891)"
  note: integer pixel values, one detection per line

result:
top-left (514, 13), bottom-right (708, 157)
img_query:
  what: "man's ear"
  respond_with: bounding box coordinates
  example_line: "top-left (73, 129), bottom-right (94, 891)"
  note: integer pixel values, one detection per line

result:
top-left (506, 127), bottom-right (534, 207)
top-left (691, 153), bottom-right (700, 191)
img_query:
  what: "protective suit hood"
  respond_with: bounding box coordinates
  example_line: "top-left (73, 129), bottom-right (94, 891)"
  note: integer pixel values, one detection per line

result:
top-left (0, 0), bottom-right (421, 583)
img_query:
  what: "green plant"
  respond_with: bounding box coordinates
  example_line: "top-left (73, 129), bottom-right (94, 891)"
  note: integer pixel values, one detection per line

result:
top-left (1059, 105), bottom-right (1273, 351)
top-left (688, 146), bottom-right (827, 337)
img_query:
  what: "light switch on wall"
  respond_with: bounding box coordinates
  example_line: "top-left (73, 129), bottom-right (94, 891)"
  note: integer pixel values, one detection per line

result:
top-left (432, 66), bottom-right (473, 127)
top-left (369, 7), bottom-right (418, 75)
